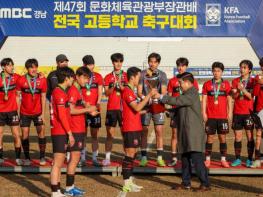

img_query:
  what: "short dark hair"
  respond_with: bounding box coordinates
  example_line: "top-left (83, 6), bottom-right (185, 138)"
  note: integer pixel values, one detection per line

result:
top-left (82, 55), bottom-right (95, 65)
top-left (56, 67), bottom-right (75, 84)
top-left (148, 53), bottom-right (161, 63)
top-left (176, 57), bottom-right (189, 67)
top-left (25, 58), bottom-right (38, 69)
top-left (127, 67), bottom-right (141, 80)
top-left (177, 72), bottom-right (194, 83)
top-left (239, 60), bottom-right (253, 71)
top-left (111, 53), bottom-right (124, 62)
top-left (76, 66), bottom-right (92, 78)
top-left (212, 61), bottom-right (224, 71)
top-left (259, 57), bottom-right (263, 67)
top-left (1, 58), bottom-right (14, 67)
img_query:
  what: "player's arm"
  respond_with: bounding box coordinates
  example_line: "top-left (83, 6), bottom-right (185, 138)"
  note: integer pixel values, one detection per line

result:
top-left (97, 84), bottom-right (103, 107)
top-left (129, 92), bottom-right (153, 112)
top-left (227, 95), bottom-right (232, 121)
top-left (238, 83), bottom-right (253, 100)
top-left (41, 92), bottom-right (46, 121)
top-left (69, 102), bottom-right (97, 115)
top-left (202, 95), bottom-right (208, 122)
top-left (104, 85), bottom-right (115, 96)
top-left (16, 91), bottom-right (21, 114)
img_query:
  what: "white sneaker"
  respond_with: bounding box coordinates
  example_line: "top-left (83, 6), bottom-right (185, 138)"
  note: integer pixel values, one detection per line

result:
top-left (15, 159), bottom-right (23, 166)
top-left (251, 160), bottom-right (261, 168)
top-left (117, 191), bottom-right (127, 197)
top-left (51, 191), bottom-right (66, 197)
top-left (23, 159), bottom-right (31, 166)
top-left (39, 158), bottom-right (46, 166)
top-left (102, 159), bottom-right (111, 166)
top-left (129, 177), bottom-right (143, 189)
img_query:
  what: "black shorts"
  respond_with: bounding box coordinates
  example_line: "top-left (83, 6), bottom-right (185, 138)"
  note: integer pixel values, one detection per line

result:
top-left (205, 119), bottom-right (229, 135)
top-left (105, 110), bottom-right (122, 127)
top-left (86, 114), bottom-right (101, 128)
top-left (170, 111), bottom-right (178, 129)
top-left (0, 111), bottom-right (19, 126)
top-left (20, 114), bottom-right (43, 127)
top-left (52, 135), bottom-right (68, 153)
top-left (232, 114), bottom-right (254, 130)
top-left (122, 131), bottom-right (142, 148)
top-left (69, 133), bottom-right (85, 152)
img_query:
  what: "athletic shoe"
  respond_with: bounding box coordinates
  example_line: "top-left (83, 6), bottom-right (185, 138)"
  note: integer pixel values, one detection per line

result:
top-left (122, 183), bottom-right (141, 193)
top-left (39, 157), bottom-right (46, 166)
top-left (167, 159), bottom-right (177, 167)
top-left (231, 159), bottom-right (242, 167)
top-left (246, 159), bottom-right (253, 168)
top-left (129, 177), bottom-right (143, 189)
top-left (64, 187), bottom-right (84, 196)
top-left (102, 159), bottom-right (111, 166)
top-left (74, 187), bottom-right (86, 194)
top-left (92, 160), bottom-right (102, 167)
top-left (0, 158), bottom-right (4, 165)
top-left (157, 158), bottom-right (166, 167)
top-left (204, 160), bottom-right (211, 168)
top-left (51, 192), bottom-right (66, 197)
top-left (221, 160), bottom-right (230, 168)
top-left (251, 160), bottom-right (261, 168)
top-left (23, 159), bottom-right (31, 166)
top-left (15, 158), bottom-right (23, 166)
top-left (139, 157), bottom-right (148, 167)
top-left (77, 160), bottom-right (86, 167)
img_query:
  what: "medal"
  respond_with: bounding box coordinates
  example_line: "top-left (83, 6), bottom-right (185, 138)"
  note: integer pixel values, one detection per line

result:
top-left (85, 72), bottom-right (93, 96)
top-left (214, 100), bottom-right (219, 105)
top-left (26, 74), bottom-right (37, 101)
top-left (212, 79), bottom-right (221, 106)
top-left (113, 70), bottom-right (123, 96)
top-left (240, 96), bottom-right (244, 100)
top-left (4, 94), bottom-right (8, 101)
top-left (239, 76), bottom-right (249, 99)
top-left (2, 72), bottom-right (11, 102)
top-left (86, 91), bottom-right (91, 96)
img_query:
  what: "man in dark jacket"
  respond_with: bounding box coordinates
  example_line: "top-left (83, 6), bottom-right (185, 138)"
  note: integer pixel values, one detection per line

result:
top-left (153, 72), bottom-right (210, 192)
top-left (46, 54), bottom-right (69, 101)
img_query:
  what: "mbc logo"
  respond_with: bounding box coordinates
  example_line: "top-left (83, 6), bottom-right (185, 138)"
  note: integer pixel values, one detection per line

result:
top-left (0, 8), bottom-right (32, 18)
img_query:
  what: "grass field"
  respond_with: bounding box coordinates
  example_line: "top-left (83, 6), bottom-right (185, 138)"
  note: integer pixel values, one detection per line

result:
top-left (0, 103), bottom-right (262, 197)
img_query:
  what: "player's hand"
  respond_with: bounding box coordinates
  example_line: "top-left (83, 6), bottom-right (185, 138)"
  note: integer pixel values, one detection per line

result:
top-left (150, 88), bottom-right (159, 97)
top-left (232, 88), bottom-right (238, 94)
top-left (68, 134), bottom-right (75, 147)
top-left (90, 111), bottom-right (100, 117)
top-left (38, 72), bottom-right (45, 78)
top-left (140, 110), bottom-right (148, 115)
top-left (86, 105), bottom-right (97, 114)
top-left (237, 83), bottom-right (244, 91)
top-left (96, 103), bottom-right (101, 112)
top-left (203, 113), bottom-right (208, 122)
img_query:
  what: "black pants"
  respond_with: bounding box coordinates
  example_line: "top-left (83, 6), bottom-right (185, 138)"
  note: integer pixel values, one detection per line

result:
top-left (181, 152), bottom-right (210, 187)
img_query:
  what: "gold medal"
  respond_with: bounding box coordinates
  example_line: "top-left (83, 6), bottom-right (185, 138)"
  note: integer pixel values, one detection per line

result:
top-left (4, 94), bottom-right (8, 101)
top-left (240, 96), bottom-right (244, 100)
top-left (214, 100), bottom-right (219, 105)
top-left (116, 91), bottom-right (120, 96)
top-left (86, 91), bottom-right (91, 96)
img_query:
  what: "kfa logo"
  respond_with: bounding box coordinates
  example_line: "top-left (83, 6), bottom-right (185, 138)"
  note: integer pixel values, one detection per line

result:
top-left (206, 4), bottom-right (221, 26)
top-left (0, 8), bottom-right (32, 19)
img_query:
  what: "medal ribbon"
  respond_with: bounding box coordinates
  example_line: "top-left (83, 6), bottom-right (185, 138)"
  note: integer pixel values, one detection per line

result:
top-left (212, 79), bottom-right (221, 101)
top-left (2, 72), bottom-right (11, 96)
top-left (26, 74), bottom-right (37, 97)
top-left (85, 72), bottom-right (93, 91)
top-left (239, 76), bottom-right (249, 97)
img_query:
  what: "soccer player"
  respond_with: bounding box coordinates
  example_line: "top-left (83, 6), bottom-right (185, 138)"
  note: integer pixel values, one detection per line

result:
top-left (251, 57), bottom-right (263, 168)
top-left (80, 55), bottom-right (103, 167)
top-left (118, 67), bottom-right (155, 196)
top-left (167, 57), bottom-right (199, 166)
top-left (0, 58), bottom-right (22, 166)
top-left (231, 60), bottom-right (255, 168)
top-left (65, 66), bottom-right (98, 196)
top-left (153, 72), bottom-right (210, 192)
top-left (50, 67), bottom-right (75, 197)
top-left (103, 53), bottom-right (127, 166)
top-left (202, 62), bottom-right (231, 168)
top-left (138, 52), bottom-right (167, 167)
top-left (46, 54), bottom-right (69, 101)
top-left (17, 59), bottom-right (47, 166)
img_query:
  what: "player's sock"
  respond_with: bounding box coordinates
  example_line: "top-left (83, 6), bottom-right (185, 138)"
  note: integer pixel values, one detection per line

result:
top-left (122, 156), bottom-right (134, 181)
top-left (0, 147), bottom-right (3, 159)
top-left (22, 138), bottom-right (30, 159)
top-left (234, 141), bottom-right (242, 159)
top-left (141, 149), bottom-right (147, 158)
top-left (38, 137), bottom-right (46, 159)
top-left (247, 140), bottom-right (255, 161)
top-left (105, 152), bottom-right (111, 160)
top-left (172, 152), bottom-right (177, 160)
top-left (205, 143), bottom-right (212, 160)
top-left (220, 143), bottom-right (227, 160)
top-left (51, 184), bottom-right (59, 193)
top-left (92, 150), bottom-right (98, 161)
top-left (255, 149), bottom-right (261, 160)
top-left (157, 148), bottom-right (163, 160)
top-left (66, 174), bottom-right (75, 190)
top-left (57, 182), bottom-right (61, 191)
top-left (15, 146), bottom-right (22, 159)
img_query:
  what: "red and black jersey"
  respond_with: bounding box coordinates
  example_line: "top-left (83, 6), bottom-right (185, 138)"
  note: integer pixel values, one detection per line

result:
top-left (0, 73), bottom-right (20, 112)
top-left (121, 86), bottom-right (142, 132)
top-left (167, 77), bottom-right (199, 108)
top-left (232, 77), bottom-right (255, 115)
top-left (50, 87), bottom-right (71, 136)
top-left (17, 74), bottom-right (47, 115)
top-left (82, 72), bottom-right (103, 106)
top-left (202, 79), bottom-right (231, 119)
top-left (254, 75), bottom-right (263, 113)
top-left (68, 85), bottom-right (86, 133)
top-left (104, 71), bottom-right (128, 110)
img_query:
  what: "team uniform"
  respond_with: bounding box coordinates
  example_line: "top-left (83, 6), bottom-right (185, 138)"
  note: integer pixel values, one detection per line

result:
top-left (17, 75), bottom-right (47, 127)
top-left (104, 71), bottom-right (128, 127)
top-left (68, 85), bottom-right (85, 151)
top-left (232, 77), bottom-right (255, 131)
top-left (167, 77), bottom-right (199, 128)
top-left (0, 73), bottom-right (20, 126)
top-left (50, 87), bottom-right (71, 153)
top-left (82, 72), bottom-right (103, 128)
top-left (253, 75), bottom-right (263, 129)
top-left (121, 86), bottom-right (142, 148)
top-left (202, 79), bottom-right (231, 135)
top-left (140, 69), bottom-right (167, 126)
